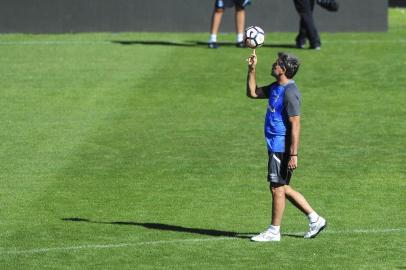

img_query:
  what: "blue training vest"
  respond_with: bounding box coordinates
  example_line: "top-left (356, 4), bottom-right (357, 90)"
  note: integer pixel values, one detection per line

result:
top-left (264, 81), bottom-right (294, 152)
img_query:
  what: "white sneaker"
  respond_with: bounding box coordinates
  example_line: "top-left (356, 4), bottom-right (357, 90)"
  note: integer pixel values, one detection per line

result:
top-left (304, 216), bottom-right (327, 239)
top-left (251, 228), bottom-right (281, 242)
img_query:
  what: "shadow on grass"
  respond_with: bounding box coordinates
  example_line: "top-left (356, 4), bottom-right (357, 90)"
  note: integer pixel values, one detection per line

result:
top-left (111, 40), bottom-right (195, 47)
top-left (62, 217), bottom-right (305, 239)
top-left (281, 233), bottom-right (304, 238)
top-left (111, 40), bottom-right (298, 49)
top-left (62, 217), bottom-right (252, 239)
top-left (190, 41), bottom-right (298, 49)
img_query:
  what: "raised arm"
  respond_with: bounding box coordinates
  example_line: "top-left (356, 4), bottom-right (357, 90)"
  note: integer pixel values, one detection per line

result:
top-left (246, 50), bottom-right (268, 99)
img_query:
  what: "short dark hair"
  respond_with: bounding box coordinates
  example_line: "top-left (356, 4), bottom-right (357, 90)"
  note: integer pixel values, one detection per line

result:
top-left (277, 52), bottom-right (300, 79)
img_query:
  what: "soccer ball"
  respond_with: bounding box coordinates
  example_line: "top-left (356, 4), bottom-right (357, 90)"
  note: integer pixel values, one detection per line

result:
top-left (244, 26), bottom-right (265, 49)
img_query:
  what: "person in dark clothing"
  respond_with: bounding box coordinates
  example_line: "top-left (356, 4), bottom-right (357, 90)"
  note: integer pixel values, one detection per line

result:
top-left (293, 0), bottom-right (321, 50)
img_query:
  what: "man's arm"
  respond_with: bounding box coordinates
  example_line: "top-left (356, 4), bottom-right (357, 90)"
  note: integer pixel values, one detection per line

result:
top-left (246, 51), bottom-right (268, 99)
top-left (288, 115), bottom-right (300, 169)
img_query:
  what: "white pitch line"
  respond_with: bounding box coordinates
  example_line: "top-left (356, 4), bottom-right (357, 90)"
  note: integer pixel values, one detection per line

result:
top-left (284, 228), bottom-right (406, 236)
top-left (1, 237), bottom-right (233, 255)
top-left (1, 228), bottom-right (405, 256)
top-left (0, 40), bottom-right (111, 45)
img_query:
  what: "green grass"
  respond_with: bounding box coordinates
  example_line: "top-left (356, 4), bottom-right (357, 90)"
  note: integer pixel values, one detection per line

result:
top-left (0, 8), bottom-right (405, 270)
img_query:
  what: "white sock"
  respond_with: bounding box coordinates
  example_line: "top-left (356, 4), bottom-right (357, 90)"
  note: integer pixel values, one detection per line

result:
top-left (209, 34), bottom-right (217, 43)
top-left (237, 33), bottom-right (244, 43)
top-left (308, 212), bottom-right (319, 223)
top-left (268, 225), bottom-right (280, 234)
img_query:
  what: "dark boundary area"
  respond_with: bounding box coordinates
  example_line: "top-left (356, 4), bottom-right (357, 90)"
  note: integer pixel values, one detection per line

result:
top-left (389, 0), bottom-right (406, 7)
top-left (0, 0), bottom-right (387, 33)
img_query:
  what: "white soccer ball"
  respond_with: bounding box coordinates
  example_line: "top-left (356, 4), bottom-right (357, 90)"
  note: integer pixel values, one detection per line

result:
top-left (244, 26), bottom-right (265, 49)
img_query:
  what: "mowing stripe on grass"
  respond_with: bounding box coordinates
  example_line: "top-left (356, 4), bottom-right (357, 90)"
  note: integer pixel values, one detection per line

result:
top-left (2, 228), bottom-right (405, 255)
top-left (0, 39), bottom-right (405, 46)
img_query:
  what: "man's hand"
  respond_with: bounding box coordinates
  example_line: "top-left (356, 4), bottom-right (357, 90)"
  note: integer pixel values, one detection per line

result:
top-left (247, 49), bottom-right (257, 68)
top-left (288, 156), bottom-right (298, 170)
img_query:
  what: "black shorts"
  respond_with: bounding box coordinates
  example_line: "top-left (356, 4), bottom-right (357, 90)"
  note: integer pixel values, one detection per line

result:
top-left (267, 151), bottom-right (293, 185)
top-left (215, 0), bottom-right (251, 9)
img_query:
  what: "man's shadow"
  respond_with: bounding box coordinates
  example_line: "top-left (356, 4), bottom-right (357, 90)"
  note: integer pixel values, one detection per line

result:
top-left (62, 217), bottom-right (253, 239)
top-left (62, 217), bottom-right (303, 239)
top-left (191, 41), bottom-right (297, 49)
top-left (111, 40), bottom-right (195, 47)
top-left (111, 40), bottom-right (298, 49)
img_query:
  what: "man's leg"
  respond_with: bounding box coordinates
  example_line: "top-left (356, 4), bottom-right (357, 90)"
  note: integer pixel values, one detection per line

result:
top-left (271, 184), bottom-right (286, 226)
top-left (293, 0), bottom-right (307, 47)
top-left (296, 18), bottom-right (307, 48)
top-left (235, 7), bottom-right (245, 46)
top-left (284, 185), bottom-right (327, 238)
top-left (302, 0), bottom-right (321, 48)
top-left (284, 185), bottom-right (314, 215)
top-left (251, 152), bottom-right (286, 242)
top-left (209, 8), bottom-right (224, 38)
top-left (208, 8), bottom-right (224, 48)
top-left (251, 183), bottom-right (284, 242)
top-left (293, 0), bottom-right (320, 49)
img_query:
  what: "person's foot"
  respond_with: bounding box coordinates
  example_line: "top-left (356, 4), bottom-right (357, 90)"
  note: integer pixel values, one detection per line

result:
top-left (309, 43), bottom-right (321, 50)
top-left (236, 41), bottom-right (245, 48)
top-left (208, 42), bottom-right (218, 49)
top-left (304, 216), bottom-right (327, 238)
top-left (295, 38), bottom-right (306, 49)
top-left (296, 42), bottom-right (305, 49)
top-left (251, 227), bottom-right (281, 242)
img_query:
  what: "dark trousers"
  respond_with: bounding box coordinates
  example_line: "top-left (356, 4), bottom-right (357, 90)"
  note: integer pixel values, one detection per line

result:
top-left (293, 0), bottom-right (321, 48)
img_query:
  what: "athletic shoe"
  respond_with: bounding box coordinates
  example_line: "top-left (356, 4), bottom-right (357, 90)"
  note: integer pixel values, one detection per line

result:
top-left (236, 41), bottom-right (245, 48)
top-left (295, 42), bottom-right (305, 49)
top-left (304, 216), bottom-right (327, 239)
top-left (251, 228), bottom-right (281, 242)
top-left (310, 46), bottom-right (321, 50)
top-left (208, 42), bottom-right (218, 49)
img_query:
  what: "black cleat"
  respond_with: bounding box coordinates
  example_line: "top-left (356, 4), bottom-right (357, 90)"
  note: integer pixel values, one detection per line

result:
top-left (208, 42), bottom-right (218, 49)
top-left (296, 42), bottom-right (305, 49)
top-left (236, 41), bottom-right (246, 48)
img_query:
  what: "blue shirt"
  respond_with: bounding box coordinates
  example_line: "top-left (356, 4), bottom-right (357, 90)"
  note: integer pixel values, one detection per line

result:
top-left (264, 81), bottom-right (301, 152)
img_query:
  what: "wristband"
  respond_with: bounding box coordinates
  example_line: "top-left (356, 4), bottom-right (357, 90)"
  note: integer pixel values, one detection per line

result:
top-left (290, 154), bottom-right (298, 156)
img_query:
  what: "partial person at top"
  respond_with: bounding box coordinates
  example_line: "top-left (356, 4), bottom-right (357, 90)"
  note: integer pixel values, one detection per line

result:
top-left (293, 0), bottom-right (321, 50)
top-left (293, 0), bottom-right (339, 50)
top-left (208, 0), bottom-right (252, 49)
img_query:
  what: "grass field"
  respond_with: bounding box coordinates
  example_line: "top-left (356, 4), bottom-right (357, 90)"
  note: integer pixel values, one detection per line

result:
top-left (0, 8), bottom-right (405, 270)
